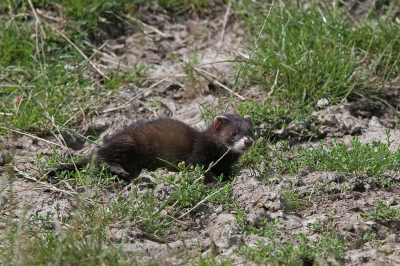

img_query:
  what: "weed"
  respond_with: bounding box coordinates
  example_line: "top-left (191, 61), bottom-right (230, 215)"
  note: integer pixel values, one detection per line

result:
top-left (241, 219), bottom-right (281, 238)
top-left (236, 230), bottom-right (347, 265)
top-left (193, 253), bottom-right (234, 266)
top-left (307, 218), bottom-right (338, 235)
top-left (360, 201), bottom-right (400, 222)
top-left (283, 187), bottom-right (308, 212)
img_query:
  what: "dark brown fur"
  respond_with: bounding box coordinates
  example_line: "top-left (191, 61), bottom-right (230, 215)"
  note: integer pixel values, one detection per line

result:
top-left (51, 114), bottom-right (254, 183)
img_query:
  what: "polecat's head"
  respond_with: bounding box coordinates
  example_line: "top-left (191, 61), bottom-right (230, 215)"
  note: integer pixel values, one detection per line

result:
top-left (212, 114), bottom-right (255, 153)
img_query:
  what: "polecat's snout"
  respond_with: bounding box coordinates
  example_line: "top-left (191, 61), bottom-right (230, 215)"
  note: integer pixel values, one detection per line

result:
top-left (232, 136), bottom-right (255, 153)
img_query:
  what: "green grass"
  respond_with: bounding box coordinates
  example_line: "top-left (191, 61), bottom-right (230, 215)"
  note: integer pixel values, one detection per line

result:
top-left (0, 0), bottom-right (148, 132)
top-left (1, 211), bottom-right (139, 265)
top-left (235, 0), bottom-right (400, 124)
top-left (236, 221), bottom-right (347, 265)
top-left (241, 132), bottom-right (400, 188)
top-left (270, 135), bottom-right (400, 186)
top-left (360, 200), bottom-right (400, 223)
top-left (1, 164), bottom-right (234, 265)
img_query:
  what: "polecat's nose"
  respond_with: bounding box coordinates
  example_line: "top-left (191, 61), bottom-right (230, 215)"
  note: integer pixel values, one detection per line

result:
top-left (244, 138), bottom-right (254, 147)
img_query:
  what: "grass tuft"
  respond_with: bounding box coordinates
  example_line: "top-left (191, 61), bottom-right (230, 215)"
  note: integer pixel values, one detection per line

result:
top-left (272, 135), bottom-right (400, 186)
top-left (236, 0), bottom-right (400, 121)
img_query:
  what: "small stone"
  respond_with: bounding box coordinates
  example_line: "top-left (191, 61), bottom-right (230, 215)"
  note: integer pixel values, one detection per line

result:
top-left (387, 197), bottom-right (396, 206)
top-left (323, 115), bottom-right (338, 126)
top-left (317, 98), bottom-right (330, 108)
top-left (1, 196), bottom-right (7, 205)
top-left (76, 186), bottom-right (86, 193)
top-left (173, 93), bottom-right (183, 100)
top-left (49, 177), bottom-right (60, 184)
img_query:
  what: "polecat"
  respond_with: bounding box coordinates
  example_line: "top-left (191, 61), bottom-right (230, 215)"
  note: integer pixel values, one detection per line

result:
top-left (50, 114), bottom-right (254, 183)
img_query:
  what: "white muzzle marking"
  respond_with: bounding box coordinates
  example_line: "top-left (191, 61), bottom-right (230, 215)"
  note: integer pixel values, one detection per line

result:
top-left (231, 137), bottom-right (254, 153)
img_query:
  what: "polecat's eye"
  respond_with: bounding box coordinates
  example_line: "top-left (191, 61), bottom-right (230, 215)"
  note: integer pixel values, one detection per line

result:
top-left (231, 131), bottom-right (237, 136)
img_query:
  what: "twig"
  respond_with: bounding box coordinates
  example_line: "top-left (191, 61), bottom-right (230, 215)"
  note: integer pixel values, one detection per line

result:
top-left (119, 12), bottom-right (227, 98)
top-left (123, 14), bottom-right (166, 38)
top-left (27, 0), bottom-right (41, 24)
top-left (164, 148), bottom-right (233, 224)
top-left (194, 68), bottom-right (245, 100)
top-left (334, 81), bottom-right (357, 112)
top-left (220, 1), bottom-right (232, 41)
top-left (28, 0), bottom-right (46, 73)
top-left (62, 87), bottom-right (102, 126)
top-left (195, 67), bottom-right (220, 80)
top-left (0, 85), bottom-right (34, 88)
top-left (205, 148), bottom-right (232, 174)
top-left (224, 0), bottom-right (275, 113)
top-left (43, 23), bottom-right (109, 80)
top-left (5, 13), bottom-right (30, 30)
top-left (50, 130), bottom-right (67, 148)
top-left (62, 79), bottom-right (112, 126)
top-left (14, 166), bottom-right (78, 197)
top-left (175, 185), bottom-right (228, 221)
top-left (1, 127), bottom-right (64, 148)
top-left (101, 74), bottom-right (178, 113)
top-left (28, 0), bottom-right (108, 79)
top-left (213, 80), bottom-right (246, 100)
top-left (268, 69), bottom-right (279, 98)
top-left (79, 41), bottom-right (109, 69)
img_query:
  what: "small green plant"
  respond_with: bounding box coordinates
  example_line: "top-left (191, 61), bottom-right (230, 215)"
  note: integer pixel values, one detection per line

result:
top-left (362, 229), bottom-right (383, 249)
top-left (360, 201), bottom-right (400, 222)
top-left (313, 180), bottom-right (338, 194)
top-left (236, 230), bottom-right (347, 265)
top-left (36, 150), bottom-right (123, 188)
top-left (363, 229), bottom-right (374, 243)
top-left (307, 218), bottom-right (338, 235)
top-left (239, 139), bottom-right (273, 177)
top-left (241, 219), bottom-right (281, 238)
top-left (161, 162), bottom-right (235, 212)
top-left (193, 253), bottom-right (235, 266)
top-left (283, 187), bottom-right (308, 212)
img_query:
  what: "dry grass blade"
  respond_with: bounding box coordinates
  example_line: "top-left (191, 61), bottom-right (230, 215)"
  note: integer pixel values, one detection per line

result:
top-left (214, 80), bottom-right (246, 100)
top-left (1, 127), bottom-right (64, 148)
top-left (45, 22), bottom-right (109, 79)
top-left (14, 166), bottom-right (79, 197)
top-left (220, 1), bottom-right (232, 41)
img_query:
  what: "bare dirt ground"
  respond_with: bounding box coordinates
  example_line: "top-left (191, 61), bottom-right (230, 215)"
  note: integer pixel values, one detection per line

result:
top-left (2, 2), bottom-right (400, 265)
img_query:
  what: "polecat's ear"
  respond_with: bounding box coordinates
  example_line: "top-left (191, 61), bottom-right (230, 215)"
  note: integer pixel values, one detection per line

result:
top-left (214, 115), bottom-right (229, 130)
top-left (244, 115), bottom-right (253, 127)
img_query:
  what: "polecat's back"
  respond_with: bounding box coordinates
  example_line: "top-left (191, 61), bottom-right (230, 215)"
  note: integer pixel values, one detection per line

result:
top-left (96, 119), bottom-right (199, 177)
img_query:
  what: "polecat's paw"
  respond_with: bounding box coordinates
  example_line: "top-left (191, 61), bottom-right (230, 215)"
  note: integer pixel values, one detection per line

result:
top-left (107, 163), bottom-right (130, 178)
